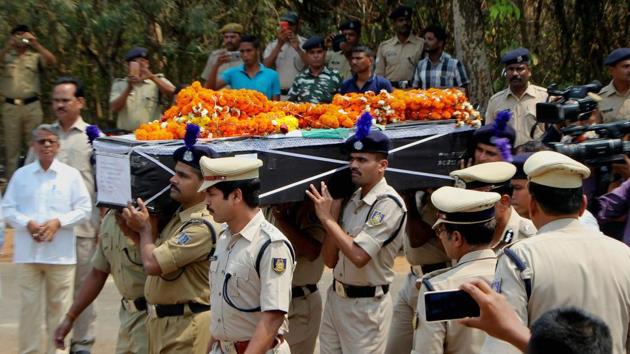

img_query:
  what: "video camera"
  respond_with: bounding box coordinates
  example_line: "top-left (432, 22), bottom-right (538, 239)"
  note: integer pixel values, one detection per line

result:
top-left (549, 120), bottom-right (630, 164)
top-left (536, 81), bottom-right (602, 124)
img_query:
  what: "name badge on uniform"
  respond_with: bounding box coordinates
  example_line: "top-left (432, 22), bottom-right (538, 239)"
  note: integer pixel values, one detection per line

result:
top-left (272, 258), bottom-right (287, 274)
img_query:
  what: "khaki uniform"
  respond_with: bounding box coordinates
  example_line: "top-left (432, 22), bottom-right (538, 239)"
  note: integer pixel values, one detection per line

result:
top-left (598, 80), bottom-right (630, 122)
top-left (412, 249), bottom-right (498, 354)
top-left (492, 206), bottom-right (536, 252)
top-left (481, 218), bottom-right (630, 354)
top-left (319, 178), bottom-right (406, 354)
top-left (145, 202), bottom-right (218, 354)
top-left (375, 34), bottom-right (424, 83)
top-left (110, 75), bottom-right (172, 131)
top-left (0, 50), bottom-right (44, 176)
top-left (485, 84), bottom-right (548, 146)
top-left (209, 210), bottom-right (294, 354)
top-left (263, 37), bottom-right (307, 90)
top-left (91, 211), bottom-right (148, 354)
top-left (326, 50), bottom-right (352, 80)
top-left (200, 49), bottom-right (243, 83)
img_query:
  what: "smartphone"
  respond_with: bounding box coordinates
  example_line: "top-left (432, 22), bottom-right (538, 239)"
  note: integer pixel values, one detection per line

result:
top-left (129, 61), bottom-right (140, 77)
top-left (228, 51), bottom-right (240, 60)
top-left (279, 21), bottom-right (289, 31)
top-left (424, 289), bottom-right (480, 322)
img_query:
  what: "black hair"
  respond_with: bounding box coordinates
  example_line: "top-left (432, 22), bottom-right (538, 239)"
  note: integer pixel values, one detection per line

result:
top-left (54, 76), bottom-right (85, 98)
top-left (351, 45), bottom-right (375, 58)
top-left (239, 34), bottom-right (260, 49)
top-left (528, 182), bottom-right (582, 215)
top-left (214, 178), bottom-right (260, 208)
top-left (11, 24), bottom-right (29, 34)
top-left (514, 140), bottom-right (550, 154)
top-left (424, 25), bottom-right (447, 43)
top-left (528, 307), bottom-right (612, 354)
top-left (444, 218), bottom-right (496, 245)
top-left (491, 182), bottom-right (513, 198)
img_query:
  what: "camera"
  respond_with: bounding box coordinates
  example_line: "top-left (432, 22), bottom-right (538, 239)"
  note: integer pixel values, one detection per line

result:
top-left (536, 81), bottom-right (602, 124)
top-left (549, 120), bottom-right (630, 164)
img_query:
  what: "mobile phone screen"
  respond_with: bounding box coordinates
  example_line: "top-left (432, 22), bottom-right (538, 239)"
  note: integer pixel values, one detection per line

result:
top-left (424, 289), bottom-right (480, 322)
top-left (129, 61), bottom-right (140, 77)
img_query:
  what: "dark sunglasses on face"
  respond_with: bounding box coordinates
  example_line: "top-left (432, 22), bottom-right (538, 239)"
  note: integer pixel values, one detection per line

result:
top-left (36, 138), bottom-right (59, 145)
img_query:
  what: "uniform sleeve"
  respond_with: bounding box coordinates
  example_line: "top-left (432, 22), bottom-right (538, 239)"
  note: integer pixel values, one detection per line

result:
top-left (484, 97), bottom-right (497, 124)
top-left (259, 240), bottom-right (295, 313)
top-left (153, 221), bottom-right (214, 275)
top-left (375, 43), bottom-right (386, 76)
top-left (412, 285), bottom-right (447, 354)
top-left (353, 198), bottom-right (405, 259)
top-left (109, 79), bottom-right (128, 104)
top-left (91, 237), bottom-right (111, 273)
top-left (480, 252), bottom-right (529, 354)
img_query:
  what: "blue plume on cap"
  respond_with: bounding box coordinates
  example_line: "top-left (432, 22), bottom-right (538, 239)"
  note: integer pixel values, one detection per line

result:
top-left (355, 112), bottom-right (373, 141)
top-left (86, 125), bottom-right (101, 145)
top-left (493, 110), bottom-right (511, 134)
top-left (491, 110), bottom-right (513, 162)
top-left (184, 123), bottom-right (200, 149)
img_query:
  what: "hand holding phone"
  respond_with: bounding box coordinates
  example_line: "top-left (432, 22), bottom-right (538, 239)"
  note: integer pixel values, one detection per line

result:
top-left (424, 289), bottom-right (480, 322)
top-left (129, 61), bottom-right (140, 78)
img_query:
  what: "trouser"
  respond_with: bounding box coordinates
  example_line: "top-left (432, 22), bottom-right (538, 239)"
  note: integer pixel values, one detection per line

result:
top-left (384, 271), bottom-right (420, 354)
top-left (17, 263), bottom-right (75, 354)
top-left (2, 101), bottom-right (43, 177)
top-left (286, 289), bottom-right (322, 354)
top-left (210, 339), bottom-right (290, 354)
top-left (116, 305), bottom-right (149, 354)
top-left (70, 236), bottom-right (98, 352)
top-left (319, 286), bottom-right (392, 354)
top-left (146, 310), bottom-right (211, 354)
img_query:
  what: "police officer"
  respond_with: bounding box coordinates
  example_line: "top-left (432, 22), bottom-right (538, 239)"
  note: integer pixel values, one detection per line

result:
top-left (412, 187), bottom-right (500, 353)
top-left (326, 20), bottom-right (361, 80)
top-left (270, 201), bottom-right (325, 354)
top-left (0, 24), bottom-right (56, 177)
top-left (200, 156), bottom-right (295, 354)
top-left (306, 128), bottom-right (407, 353)
top-left (110, 47), bottom-right (175, 132)
top-left (485, 48), bottom-right (548, 146)
top-left (53, 210), bottom-right (150, 354)
top-left (466, 122), bottom-right (517, 166)
top-left (598, 47), bottom-right (630, 122)
top-left (121, 141), bottom-right (219, 354)
top-left (375, 6), bottom-right (424, 88)
top-left (481, 151), bottom-right (630, 354)
top-left (287, 36), bottom-right (342, 104)
top-left (201, 23), bottom-right (244, 88)
top-left (450, 161), bottom-right (536, 251)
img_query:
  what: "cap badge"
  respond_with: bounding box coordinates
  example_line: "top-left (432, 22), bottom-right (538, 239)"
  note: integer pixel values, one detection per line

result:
top-left (183, 150), bottom-right (193, 162)
top-left (353, 140), bottom-right (364, 150)
top-left (516, 56), bottom-right (523, 63)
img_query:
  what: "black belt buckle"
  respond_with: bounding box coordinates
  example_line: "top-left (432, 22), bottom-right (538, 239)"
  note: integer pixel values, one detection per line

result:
top-left (333, 279), bottom-right (389, 298)
top-left (292, 284), bottom-right (318, 298)
top-left (280, 88), bottom-right (290, 95)
top-left (151, 302), bottom-right (210, 318)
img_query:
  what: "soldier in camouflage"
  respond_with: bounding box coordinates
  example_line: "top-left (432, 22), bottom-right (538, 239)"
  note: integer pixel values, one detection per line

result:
top-left (288, 36), bottom-right (342, 104)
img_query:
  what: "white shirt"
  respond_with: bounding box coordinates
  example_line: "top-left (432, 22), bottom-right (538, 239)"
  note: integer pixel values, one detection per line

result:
top-left (263, 36), bottom-right (306, 90)
top-left (2, 159), bottom-right (92, 264)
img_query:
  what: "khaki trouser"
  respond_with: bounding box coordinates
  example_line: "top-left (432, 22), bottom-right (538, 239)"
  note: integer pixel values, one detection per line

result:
top-left (385, 271), bottom-right (420, 354)
top-left (319, 286), bottom-right (393, 354)
top-left (71, 236), bottom-right (97, 352)
top-left (2, 101), bottom-right (43, 177)
top-left (210, 339), bottom-right (290, 354)
top-left (17, 263), bottom-right (75, 354)
top-left (287, 290), bottom-right (322, 354)
top-left (116, 305), bottom-right (149, 354)
top-left (147, 310), bottom-right (211, 354)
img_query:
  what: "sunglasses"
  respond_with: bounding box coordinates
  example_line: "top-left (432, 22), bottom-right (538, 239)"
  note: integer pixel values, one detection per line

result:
top-left (36, 138), bottom-right (59, 145)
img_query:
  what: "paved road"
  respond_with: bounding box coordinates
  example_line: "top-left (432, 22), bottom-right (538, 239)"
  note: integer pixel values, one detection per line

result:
top-left (0, 262), bottom-right (410, 353)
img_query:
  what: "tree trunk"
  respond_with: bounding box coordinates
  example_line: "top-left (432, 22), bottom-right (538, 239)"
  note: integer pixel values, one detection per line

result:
top-left (451, 0), bottom-right (493, 113)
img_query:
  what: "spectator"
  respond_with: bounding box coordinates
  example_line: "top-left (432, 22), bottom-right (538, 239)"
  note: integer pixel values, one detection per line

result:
top-left (288, 36), bottom-right (342, 104)
top-left (376, 6), bottom-right (424, 89)
top-left (598, 48), bottom-right (630, 123)
top-left (201, 23), bottom-right (244, 88)
top-left (0, 24), bottom-right (56, 177)
top-left (485, 48), bottom-right (549, 146)
top-left (411, 25), bottom-right (469, 96)
top-left (340, 46), bottom-right (392, 94)
top-left (208, 34), bottom-right (281, 100)
top-left (109, 47), bottom-right (175, 132)
top-left (598, 158), bottom-right (630, 245)
top-left (263, 11), bottom-right (307, 97)
top-left (2, 124), bottom-right (91, 354)
top-left (326, 20), bottom-right (361, 80)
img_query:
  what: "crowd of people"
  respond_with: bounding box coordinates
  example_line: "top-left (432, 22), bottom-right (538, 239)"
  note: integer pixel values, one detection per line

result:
top-left (0, 4), bottom-right (630, 354)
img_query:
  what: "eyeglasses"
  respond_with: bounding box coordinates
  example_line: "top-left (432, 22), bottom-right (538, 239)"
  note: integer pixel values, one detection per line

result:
top-left (36, 138), bottom-right (59, 145)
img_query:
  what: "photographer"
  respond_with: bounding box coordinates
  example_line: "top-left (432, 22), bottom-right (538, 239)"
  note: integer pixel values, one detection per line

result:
top-left (598, 48), bottom-right (630, 123)
top-left (325, 20), bottom-right (361, 80)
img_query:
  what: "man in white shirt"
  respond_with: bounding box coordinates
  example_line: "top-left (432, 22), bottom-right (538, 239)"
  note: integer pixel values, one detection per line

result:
top-left (2, 124), bottom-right (91, 354)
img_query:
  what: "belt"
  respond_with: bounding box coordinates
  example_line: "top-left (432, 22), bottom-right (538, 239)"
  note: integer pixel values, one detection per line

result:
top-left (391, 81), bottom-right (410, 89)
top-left (220, 335), bottom-right (284, 354)
top-left (420, 262), bottom-right (450, 275)
top-left (280, 88), bottom-right (290, 95)
top-left (5, 96), bottom-right (38, 105)
top-left (292, 284), bottom-right (318, 298)
top-left (147, 302), bottom-right (210, 318)
top-left (121, 297), bottom-right (147, 313)
top-left (333, 279), bottom-right (389, 298)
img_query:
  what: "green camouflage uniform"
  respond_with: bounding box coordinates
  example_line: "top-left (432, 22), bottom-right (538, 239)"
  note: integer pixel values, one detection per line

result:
top-left (287, 66), bottom-right (342, 104)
